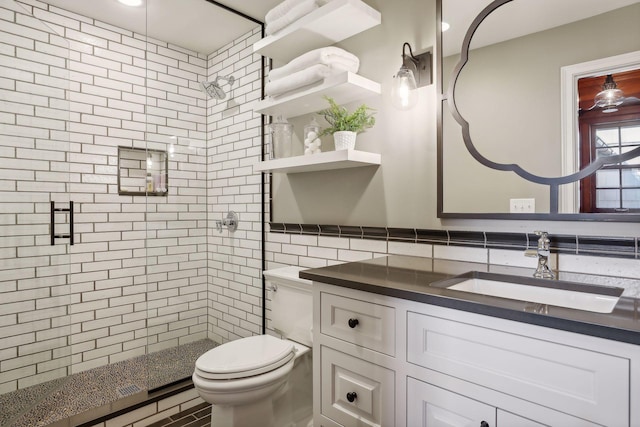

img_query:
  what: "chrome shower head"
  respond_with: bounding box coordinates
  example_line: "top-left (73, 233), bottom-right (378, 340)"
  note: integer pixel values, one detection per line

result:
top-left (200, 80), bottom-right (226, 100)
top-left (199, 75), bottom-right (236, 100)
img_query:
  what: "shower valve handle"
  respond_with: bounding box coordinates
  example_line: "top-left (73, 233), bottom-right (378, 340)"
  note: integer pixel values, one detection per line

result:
top-left (215, 211), bottom-right (239, 233)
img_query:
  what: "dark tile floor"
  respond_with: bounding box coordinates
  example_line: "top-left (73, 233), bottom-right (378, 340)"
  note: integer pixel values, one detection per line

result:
top-left (148, 402), bottom-right (211, 427)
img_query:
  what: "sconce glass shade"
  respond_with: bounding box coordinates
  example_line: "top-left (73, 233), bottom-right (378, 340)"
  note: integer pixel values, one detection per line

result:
top-left (391, 66), bottom-right (418, 110)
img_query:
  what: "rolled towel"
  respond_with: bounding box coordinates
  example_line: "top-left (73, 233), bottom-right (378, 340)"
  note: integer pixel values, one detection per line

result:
top-left (265, 0), bottom-right (328, 23)
top-left (269, 47), bottom-right (360, 82)
top-left (265, 0), bottom-right (318, 36)
top-left (266, 63), bottom-right (332, 97)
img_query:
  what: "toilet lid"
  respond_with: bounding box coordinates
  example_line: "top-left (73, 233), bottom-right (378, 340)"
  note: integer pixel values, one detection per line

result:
top-left (195, 335), bottom-right (295, 380)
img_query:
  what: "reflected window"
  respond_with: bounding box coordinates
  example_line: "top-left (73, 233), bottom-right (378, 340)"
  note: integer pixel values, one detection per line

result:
top-left (578, 69), bottom-right (640, 213)
top-left (580, 118), bottom-right (640, 212)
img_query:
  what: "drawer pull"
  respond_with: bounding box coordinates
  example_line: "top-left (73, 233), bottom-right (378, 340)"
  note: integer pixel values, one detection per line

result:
top-left (348, 318), bottom-right (359, 328)
top-left (346, 392), bottom-right (357, 403)
top-left (480, 422), bottom-right (490, 427)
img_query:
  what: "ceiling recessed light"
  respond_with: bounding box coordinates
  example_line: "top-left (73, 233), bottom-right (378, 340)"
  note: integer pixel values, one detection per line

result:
top-left (118, 0), bottom-right (143, 6)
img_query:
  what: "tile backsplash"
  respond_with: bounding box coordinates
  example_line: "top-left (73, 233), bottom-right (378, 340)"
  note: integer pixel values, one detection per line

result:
top-left (264, 223), bottom-right (640, 301)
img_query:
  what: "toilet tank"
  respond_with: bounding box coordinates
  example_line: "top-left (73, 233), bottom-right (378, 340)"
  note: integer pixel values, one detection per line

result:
top-left (264, 266), bottom-right (313, 346)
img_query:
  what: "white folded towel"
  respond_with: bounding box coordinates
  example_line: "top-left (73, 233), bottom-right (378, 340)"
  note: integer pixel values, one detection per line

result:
top-left (265, 0), bottom-right (328, 23)
top-left (269, 47), bottom-right (360, 82)
top-left (266, 63), bottom-right (334, 97)
top-left (265, 0), bottom-right (318, 36)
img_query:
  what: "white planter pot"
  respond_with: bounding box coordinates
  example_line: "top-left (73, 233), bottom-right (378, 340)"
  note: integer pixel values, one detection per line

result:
top-left (333, 131), bottom-right (357, 150)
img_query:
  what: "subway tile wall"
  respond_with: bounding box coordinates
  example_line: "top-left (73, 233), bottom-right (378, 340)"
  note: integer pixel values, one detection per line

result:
top-left (205, 28), bottom-right (264, 344)
top-left (0, 0), bottom-right (265, 395)
top-left (1, 0), bottom-right (76, 395)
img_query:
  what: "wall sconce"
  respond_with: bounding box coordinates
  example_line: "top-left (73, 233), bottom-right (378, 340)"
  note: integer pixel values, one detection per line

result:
top-left (391, 42), bottom-right (432, 110)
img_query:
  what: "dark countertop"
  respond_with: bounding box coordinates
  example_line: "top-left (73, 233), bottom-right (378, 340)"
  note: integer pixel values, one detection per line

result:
top-left (299, 255), bottom-right (640, 345)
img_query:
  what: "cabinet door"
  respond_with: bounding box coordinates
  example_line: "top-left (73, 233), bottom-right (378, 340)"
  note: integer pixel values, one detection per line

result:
top-left (497, 411), bottom-right (547, 427)
top-left (496, 409), bottom-right (600, 427)
top-left (407, 312), bottom-right (629, 426)
top-left (407, 378), bottom-right (496, 427)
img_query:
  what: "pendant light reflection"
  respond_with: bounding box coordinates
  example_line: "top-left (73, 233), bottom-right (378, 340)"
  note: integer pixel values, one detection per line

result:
top-left (594, 74), bottom-right (624, 113)
top-left (168, 136), bottom-right (176, 158)
top-left (391, 42), bottom-right (432, 111)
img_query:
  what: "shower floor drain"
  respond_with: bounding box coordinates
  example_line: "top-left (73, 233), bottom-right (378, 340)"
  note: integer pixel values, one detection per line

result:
top-left (117, 384), bottom-right (142, 397)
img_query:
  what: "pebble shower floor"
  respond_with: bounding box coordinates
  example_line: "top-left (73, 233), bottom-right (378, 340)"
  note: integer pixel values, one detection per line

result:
top-left (0, 339), bottom-right (215, 426)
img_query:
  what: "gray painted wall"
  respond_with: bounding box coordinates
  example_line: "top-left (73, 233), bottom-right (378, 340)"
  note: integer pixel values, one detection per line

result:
top-left (271, 0), bottom-right (640, 236)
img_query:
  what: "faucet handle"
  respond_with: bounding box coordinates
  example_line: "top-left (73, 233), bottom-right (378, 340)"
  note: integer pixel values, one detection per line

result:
top-left (532, 231), bottom-right (550, 249)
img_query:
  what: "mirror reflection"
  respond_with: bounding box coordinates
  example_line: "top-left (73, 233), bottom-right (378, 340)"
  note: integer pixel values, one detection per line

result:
top-left (577, 71), bottom-right (640, 212)
top-left (440, 0), bottom-right (640, 216)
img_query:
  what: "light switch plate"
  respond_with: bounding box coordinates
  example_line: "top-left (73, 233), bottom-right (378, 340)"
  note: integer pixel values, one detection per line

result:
top-left (510, 198), bottom-right (535, 213)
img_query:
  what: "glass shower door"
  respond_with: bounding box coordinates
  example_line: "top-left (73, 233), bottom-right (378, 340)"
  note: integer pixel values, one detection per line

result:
top-left (0, 0), bottom-right (72, 425)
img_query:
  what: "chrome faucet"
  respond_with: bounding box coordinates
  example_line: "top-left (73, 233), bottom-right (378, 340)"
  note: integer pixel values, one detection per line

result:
top-left (524, 231), bottom-right (555, 279)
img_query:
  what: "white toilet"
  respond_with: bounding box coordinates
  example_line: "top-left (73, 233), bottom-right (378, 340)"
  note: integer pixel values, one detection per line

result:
top-left (192, 266), bottom-right (313, 427)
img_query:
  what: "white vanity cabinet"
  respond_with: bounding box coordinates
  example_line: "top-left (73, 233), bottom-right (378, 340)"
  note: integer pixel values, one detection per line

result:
top-left (312, 282), bottom-right (640, 427)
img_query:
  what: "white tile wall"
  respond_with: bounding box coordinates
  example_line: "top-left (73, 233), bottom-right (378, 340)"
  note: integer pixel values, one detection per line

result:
top-left (206, 27), bottom-right (264, 345)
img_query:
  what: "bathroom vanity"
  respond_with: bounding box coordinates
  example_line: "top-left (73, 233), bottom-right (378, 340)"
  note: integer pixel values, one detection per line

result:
top-left (301, 256), bottom-right (640, 427)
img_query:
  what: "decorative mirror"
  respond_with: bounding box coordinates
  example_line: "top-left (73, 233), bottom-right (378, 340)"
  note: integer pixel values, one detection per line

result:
top-left (438, 0), bottom-right (640, 220)
top-left (118, 146), bottom-right (168, 196)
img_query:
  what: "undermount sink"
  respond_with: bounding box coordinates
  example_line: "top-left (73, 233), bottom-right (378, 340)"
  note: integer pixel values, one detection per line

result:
top-left (444, 274), bottom-right (624, 314)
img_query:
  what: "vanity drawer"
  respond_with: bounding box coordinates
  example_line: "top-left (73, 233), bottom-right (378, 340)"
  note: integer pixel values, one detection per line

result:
top-left (406, 312), bottom-right (630, 427)
top-left (320, 291), bottom-right (395, 356)
top-left (320, 345), bottom-right (395, 427)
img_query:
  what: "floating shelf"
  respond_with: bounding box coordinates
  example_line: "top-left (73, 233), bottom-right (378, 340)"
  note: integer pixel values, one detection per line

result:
top-left (254, 149), bottom-right (381, 174)
top-left (254, 72), bottom-right (380, 118)
top-left (254, 0), bottom-right (381, 63)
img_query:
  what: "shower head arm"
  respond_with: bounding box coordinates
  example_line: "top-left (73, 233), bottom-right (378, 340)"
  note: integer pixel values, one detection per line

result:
top-left (214, 75), bottom-right (235, 87)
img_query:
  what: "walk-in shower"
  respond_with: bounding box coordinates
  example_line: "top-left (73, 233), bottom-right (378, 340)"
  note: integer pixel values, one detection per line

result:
top-left (0, 0), bottom-right (263, 425)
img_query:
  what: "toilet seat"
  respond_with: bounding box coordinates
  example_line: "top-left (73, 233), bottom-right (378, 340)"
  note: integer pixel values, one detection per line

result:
top-left (195, 335), bottom-right (295, 380)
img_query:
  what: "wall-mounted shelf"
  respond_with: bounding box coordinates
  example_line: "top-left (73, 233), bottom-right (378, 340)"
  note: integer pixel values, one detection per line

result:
top-left (254, 0), bottom-right (381, 63)
top-left (254, 72), bottom-right (380, 118)
top-left (254, 149), bottom-right (381, 174)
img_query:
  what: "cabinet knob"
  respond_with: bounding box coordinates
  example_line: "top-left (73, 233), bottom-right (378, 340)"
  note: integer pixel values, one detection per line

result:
top-left (480, 422), bottom-right (490, 427)
top-left (346, 392), bottom-right (357, 403)
top-left (348, 318), bottom-right (359, 328)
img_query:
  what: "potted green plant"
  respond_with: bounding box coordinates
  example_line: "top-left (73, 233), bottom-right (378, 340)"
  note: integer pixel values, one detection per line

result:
top-left (318, 96), bottom-right (376, 150)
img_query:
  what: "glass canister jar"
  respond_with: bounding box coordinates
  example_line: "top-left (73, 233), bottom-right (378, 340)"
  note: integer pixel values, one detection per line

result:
top-left (303, 118), bottom-right (321, 155)
top-left (267, 115), bottom-right (293, 159)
